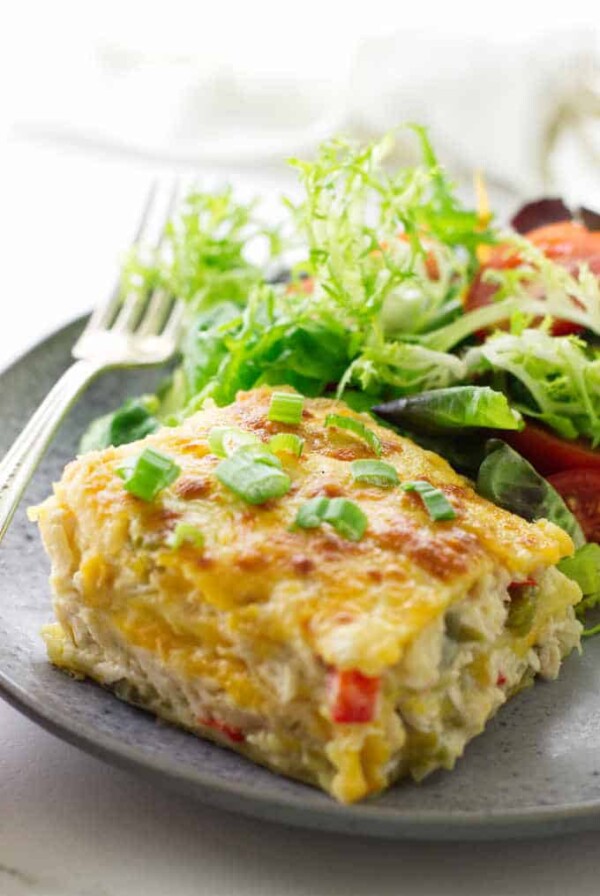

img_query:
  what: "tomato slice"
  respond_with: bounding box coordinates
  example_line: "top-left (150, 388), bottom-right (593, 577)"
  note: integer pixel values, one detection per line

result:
top-left (547, 469), bottom-right (600, 543)
top-left (286, 276), bottom-right (314, 296)
top-left (525, 222), bottom-right (600, 262)
top-left (466, 221), bottom-right (600, 336)
top-left (328, 669), bottom-right (380, 724)
top-left (501, 422), bottom-right (600, 477)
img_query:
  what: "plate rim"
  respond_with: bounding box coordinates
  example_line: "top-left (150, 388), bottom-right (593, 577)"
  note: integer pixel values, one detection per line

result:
top-left (2, 315), bottom-right (600, 841)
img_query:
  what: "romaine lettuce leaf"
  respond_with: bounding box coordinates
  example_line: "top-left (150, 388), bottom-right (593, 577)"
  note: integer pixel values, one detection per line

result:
top-left (558, 543), bottom-right (600, 598)
top-left (558, 543), bottom-right (600, 634)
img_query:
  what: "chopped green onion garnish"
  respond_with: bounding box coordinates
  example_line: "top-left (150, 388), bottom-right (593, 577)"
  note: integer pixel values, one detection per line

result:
top-left (209, 428), bottom-right (282, 466)
top-left (168, 523), bottom-right (205, 550)
top-left (117, 448), bottom-right (180, 502)
top-left (350, 460), bottom-right (398, 488)
top-left (294, 496), bottom-right (367, 541)
top-left (208, 426), bottom-right (259, 458)
top-left (269, 433), bottom-right (304, 457)
top-left (163, 414), bottom-right (182, 428)
top-left (216, 451), bottom-right (291, 504)
top-left (322, 498), bottom-right (368, 541)
top-left (325, 414), bottom-right (382, 456)
top-left (295, 497), bottom-right (330, 528)
top-left (235, 443), bottom-right (282, 467)
top-left (401, 480), bottom-right (456, 521)
top-left (268, 392), bottom-right (305, 424)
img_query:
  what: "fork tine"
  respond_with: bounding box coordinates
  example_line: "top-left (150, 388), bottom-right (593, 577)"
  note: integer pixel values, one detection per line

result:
top-left (132, 179), bottom-right (161, 241)
top-left (137, 289), bottom-right (173, 337)
top-left (111, 178), bottom-right (180, 334)
top-left (134, 176), bottom-right (180, 254)
top-left (84, 180), bottom-right (160, 333)
top-left (161, 299), bottom-right (186, 341)
top-left (109, 291), bottom-right (145, 334)
top-left (72, 177), bottom-right (188, 367)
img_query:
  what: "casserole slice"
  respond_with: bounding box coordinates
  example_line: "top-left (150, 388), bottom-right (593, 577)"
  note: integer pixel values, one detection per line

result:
top-left (32, 387), bottom-right (582, 803)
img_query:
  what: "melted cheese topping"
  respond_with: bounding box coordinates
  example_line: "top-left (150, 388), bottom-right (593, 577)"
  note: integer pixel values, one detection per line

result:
top-left (38, 387), bottom-right (573, 680)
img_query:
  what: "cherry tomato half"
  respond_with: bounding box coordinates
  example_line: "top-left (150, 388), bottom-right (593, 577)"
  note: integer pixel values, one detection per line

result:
top-left (466, 221), bottom-right (600, 336)
top-left (501, 422), bottom-right (600, 477)
top-left (547, 469), bottom-right (600, 543)
top-left (527, 222), bottom-right (600, 263)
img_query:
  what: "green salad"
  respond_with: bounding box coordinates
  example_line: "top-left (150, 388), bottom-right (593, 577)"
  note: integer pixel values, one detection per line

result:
top-left (81, 125), bottom-right (600, 631)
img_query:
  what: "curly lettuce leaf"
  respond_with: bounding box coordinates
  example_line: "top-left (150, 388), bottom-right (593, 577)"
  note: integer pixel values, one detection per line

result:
top-left (496, 233), bottom-right (600, 335)
top-left (288, 129), bottom-right (492, 341)
top-left (338, 340), bottom-right (466, 398)
top-left (421, 226), bottom-right (600, 352)
top-left (120, 188), bottom-right (276, 311)
top-left (98, 131), bottom-right (501, 433)
top-left (89, 130), bottom-right (600, 450)
top-left (467, 329), bottom-right (600, 445)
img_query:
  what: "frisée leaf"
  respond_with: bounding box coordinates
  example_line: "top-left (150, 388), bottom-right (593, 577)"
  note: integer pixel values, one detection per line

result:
top-left (467, 330), bottom-right (600, 446)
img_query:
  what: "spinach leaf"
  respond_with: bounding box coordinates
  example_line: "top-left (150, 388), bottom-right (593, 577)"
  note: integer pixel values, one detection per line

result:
top-left (79, 396), bottom-right (160, 453)
top-left (182, 302), bottom-right (242, 398)
top-left (476, 439), bottom-right (585, 547)
top-left (373, 386), bottom-right (523, 435)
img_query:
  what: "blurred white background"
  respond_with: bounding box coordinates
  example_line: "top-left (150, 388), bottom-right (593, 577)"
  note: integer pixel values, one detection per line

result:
top-left (0, 0), bottom-right (599, 370)
top-left (1, 4), bottom-right (600, 894)
top-left (3, 0), bottom-right (600, 187)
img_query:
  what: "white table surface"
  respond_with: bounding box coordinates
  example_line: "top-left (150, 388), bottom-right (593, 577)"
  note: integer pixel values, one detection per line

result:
top-left (3, 133), bottom-right (600, 896)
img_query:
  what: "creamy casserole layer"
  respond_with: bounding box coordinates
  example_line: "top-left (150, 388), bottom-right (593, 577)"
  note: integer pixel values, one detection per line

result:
top-left (33, 388), bottom-right (582, 802)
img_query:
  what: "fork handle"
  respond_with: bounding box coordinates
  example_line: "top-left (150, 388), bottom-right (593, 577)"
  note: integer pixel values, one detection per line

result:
top-left (0, 359), bottom-right (102, 543)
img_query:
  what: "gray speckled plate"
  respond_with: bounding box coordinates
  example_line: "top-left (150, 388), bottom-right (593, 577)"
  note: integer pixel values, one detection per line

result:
top-left (3, 318), bottom-right (600, 841)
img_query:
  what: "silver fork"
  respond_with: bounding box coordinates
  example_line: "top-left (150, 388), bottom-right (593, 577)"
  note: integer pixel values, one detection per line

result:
top-left (0, 180), bottom-right (185, 543)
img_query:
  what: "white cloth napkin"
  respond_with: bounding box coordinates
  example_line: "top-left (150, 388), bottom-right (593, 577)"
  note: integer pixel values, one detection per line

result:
top-left (15, 29), bottom-right (600, 202)
top-left (347, 30), bottom-right (600, 201)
